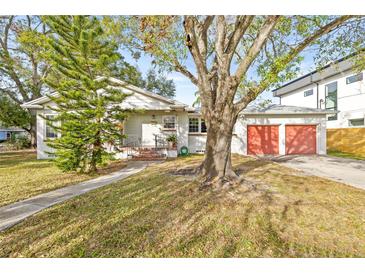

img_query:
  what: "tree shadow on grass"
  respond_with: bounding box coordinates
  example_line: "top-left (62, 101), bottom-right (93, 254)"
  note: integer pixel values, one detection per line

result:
top-left (0, 159), bottom-right (356, 258)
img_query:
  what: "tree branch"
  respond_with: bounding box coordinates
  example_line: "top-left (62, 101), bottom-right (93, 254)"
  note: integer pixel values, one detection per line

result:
top-left (172, 58), bottom-right (198, 86)
top-left (234, 16), bottom-right (280, 83)
top-left (234, 15), bottom-right (355, 113)
top-left (226, 16), bottom-right (254, 64)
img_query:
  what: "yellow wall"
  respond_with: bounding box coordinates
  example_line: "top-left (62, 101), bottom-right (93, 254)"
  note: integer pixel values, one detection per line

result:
top-left (327, 128), bottom-right (365, 157)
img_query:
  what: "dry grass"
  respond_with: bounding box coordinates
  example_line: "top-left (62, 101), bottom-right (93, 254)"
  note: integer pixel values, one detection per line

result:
top-left (0, 155), bottom-right (364, 257)
top-left (0, 150), bottom-right (127, 207)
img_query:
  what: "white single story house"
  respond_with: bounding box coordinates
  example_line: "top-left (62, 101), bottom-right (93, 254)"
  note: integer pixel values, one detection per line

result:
top-left (21, 78), bottom-right (334, 159)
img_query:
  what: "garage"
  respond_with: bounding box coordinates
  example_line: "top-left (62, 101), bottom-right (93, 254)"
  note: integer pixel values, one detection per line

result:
top-left (285, 125), bottom-right (317, 155)
top-left (238, 105), bottom-right (334, 156)
top-left (247, 125), bottom-right (279, 155)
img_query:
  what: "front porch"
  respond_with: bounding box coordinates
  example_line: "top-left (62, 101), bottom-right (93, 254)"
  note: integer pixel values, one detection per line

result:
top-left (119, 110), bottom-right (186, 160)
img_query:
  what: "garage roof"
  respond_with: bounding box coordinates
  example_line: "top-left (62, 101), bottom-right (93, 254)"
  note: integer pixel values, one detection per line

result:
top-left (242, 104), bottom-right (337, 115)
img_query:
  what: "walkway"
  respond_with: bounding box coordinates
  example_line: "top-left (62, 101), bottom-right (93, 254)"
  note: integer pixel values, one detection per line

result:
top-left (0, 161), bottom-right (154, 231)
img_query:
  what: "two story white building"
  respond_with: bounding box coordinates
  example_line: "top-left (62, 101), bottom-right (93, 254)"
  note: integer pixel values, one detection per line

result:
top-left (273, 55), bottom-right (365, 129)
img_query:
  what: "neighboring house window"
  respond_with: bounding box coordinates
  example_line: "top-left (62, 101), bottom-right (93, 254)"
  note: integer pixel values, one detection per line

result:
top-left (325, 81), bottom-right (338, 121)
top-left (348, 118), bottom-right (365, 127)
top-left (162, 116), bottom-right (176, 130)
top-left (45, 114), bottom-right (58, 139)
top-left (346, 73), bottom-right (363, 84)
top-left (189, 117), bottom-right (207, 133)
top-left (201, 119), bottom-right (207, 133)
top-left (189, 118), bottom-right (199, 132)
top-left (304, 89), bottom-right (313, 97)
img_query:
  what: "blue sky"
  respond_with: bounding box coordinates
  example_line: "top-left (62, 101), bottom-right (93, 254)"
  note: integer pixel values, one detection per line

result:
top-left (121, 49), bottom-right (317, 107)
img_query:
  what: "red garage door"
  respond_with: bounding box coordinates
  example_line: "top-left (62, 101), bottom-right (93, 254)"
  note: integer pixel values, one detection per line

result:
top-left (285, 125), bottom-right (317, 155)
top-left (247, 125), bottom-right (279, 155)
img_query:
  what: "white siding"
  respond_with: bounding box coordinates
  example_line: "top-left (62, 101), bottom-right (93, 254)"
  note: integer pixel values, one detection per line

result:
top-left (123, 112), bottom-right (178, 146)
top-left (188, 135), bottom-right (207, 153)
top-left (280, 83), bottom-right (318, 108)
top-left (280, 69), bottom-right (365, 128)
top-left (241, 115), bottom-right (327, 155)
top-left (36, 105), bottom-right (58, 159)
top-left (120, 91), bottom-right (175, 110)
top-left (187, 114), bottom-right (327, 156)
top-left (176, 112), bottom-right (189, 151)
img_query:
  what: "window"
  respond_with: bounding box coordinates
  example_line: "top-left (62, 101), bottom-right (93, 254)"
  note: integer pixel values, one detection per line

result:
top-left (304, 89), bottom-right (313, 97)
top-left (325, 82), bottom-right (338, 121)
top-left (189, 117), bottom-right (207, 133)
top-left (201, 119), bottom-right (207, 133)
top-left (346, 73), bottom-right (363, 84)
top-left (162, 116), bottom-right (176, 129)
top-left (45, 114), bottom-right (58, 139)
top-left (348, 118), bottom-right (365, 127)
top-left (189, 118), bottom-right (199, 132)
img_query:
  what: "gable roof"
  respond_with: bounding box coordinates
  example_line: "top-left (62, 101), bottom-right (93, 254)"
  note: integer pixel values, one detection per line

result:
top-left (272, 51), bottom-right (363, 97)
top-left (21, 77), bottom-right (187, 110)
top-left (241, 104), bottom-right (336, 115)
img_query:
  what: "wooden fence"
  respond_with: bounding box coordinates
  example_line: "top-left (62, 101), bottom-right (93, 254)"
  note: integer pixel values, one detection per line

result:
top-left (327, 128), bottom-right (365, 157)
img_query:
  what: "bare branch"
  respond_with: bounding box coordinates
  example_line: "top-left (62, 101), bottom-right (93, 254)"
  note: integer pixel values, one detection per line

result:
top-left (234, 16), bottom-right (281, 83)
top-left (172, 58), bottom-right (198, 86)
top-left (215, 15), bottom-right (227, 66)
top-left (226, 16), bottom-right (254, 63)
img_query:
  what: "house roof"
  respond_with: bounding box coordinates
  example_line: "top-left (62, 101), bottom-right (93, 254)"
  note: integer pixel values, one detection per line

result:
top-left (21, 77), bottom-right (188, 110)
top-left (187, 104), bottom-right (335, 116)
top-left (272, 51), bottom-right (363, 97)
top-left (241, 104), bottom-right (337, 115)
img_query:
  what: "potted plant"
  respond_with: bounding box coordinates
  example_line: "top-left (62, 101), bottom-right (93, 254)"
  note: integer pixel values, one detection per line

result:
top-left (166, 134), bottom-right (177, 149)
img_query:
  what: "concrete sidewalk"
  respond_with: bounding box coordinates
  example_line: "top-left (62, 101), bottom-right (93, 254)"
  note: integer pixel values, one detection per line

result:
top-left (0, 161), bottom-right (154, 232)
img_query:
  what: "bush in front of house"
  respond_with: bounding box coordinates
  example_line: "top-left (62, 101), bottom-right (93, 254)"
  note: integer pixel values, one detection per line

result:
top-left (9, 135), bottom-right (31, 150)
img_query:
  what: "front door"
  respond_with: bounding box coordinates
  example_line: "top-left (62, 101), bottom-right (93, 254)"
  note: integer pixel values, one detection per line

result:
top-left (142, 123), bottom-right (161, 147)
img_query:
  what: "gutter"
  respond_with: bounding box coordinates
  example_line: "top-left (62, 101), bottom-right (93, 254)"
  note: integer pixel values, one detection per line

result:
top-left (20, 104), bottom-right (44, 109)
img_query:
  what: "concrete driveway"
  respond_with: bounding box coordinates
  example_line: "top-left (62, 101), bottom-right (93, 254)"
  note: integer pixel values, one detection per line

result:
top-left (270, 155), bottom-right (365, 190)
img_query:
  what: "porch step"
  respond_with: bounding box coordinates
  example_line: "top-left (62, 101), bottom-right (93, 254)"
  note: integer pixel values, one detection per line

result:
top-left (131, 155), bottom-right (166, 161)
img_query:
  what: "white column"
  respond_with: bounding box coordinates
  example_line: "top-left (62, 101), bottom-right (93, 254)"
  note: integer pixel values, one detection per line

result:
top-left (318, 118), bottom-right (327, 155)
top-left (176, 112), bottom-right (189, 152)
top-left (279, 123), bottom-right (286, 155)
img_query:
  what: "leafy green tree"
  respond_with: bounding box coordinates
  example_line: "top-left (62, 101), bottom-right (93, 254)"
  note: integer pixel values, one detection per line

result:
top-left (111, 57), bottom-right (146, 87)
top-left (0, 16), bottom-right (51, 147)
top-left (144, 69), bottom-right (176, 98)
top-left (44, 16), bottom-right (129, 173)
top-left (0, 94), bottom-right (31, 131)
top-left (124, 15), bottom-right (365, 185)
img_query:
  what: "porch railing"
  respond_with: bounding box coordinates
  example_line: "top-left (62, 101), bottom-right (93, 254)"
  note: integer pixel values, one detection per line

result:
top-left (121, 134), bottom-right (169, 157)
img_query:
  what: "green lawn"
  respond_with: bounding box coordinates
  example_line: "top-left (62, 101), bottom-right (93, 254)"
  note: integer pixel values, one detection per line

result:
top-left (0, 150), bottom-right (126, 207)
top-left (327, 149), bottom-right (365, 161)
top-left (0, 155), bottom-right (364, 257)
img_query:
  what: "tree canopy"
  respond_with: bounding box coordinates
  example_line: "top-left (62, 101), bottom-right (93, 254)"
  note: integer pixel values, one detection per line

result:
top-left (121, 15), bottom-right (365, 184)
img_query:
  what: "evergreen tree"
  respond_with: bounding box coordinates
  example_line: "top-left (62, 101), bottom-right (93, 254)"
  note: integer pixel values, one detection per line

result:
top-left (44, 16), bottom-right (129, 173)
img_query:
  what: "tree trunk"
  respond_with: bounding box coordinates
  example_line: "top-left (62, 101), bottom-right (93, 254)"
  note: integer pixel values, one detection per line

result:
top-left (198, 108), bottom-right (239, 186)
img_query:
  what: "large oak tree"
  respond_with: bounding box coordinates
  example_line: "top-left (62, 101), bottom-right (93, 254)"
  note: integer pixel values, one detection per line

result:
top-left (122, 15), bottom-right (365, 185)
top-left (0, 16), bottom-right (51, 147)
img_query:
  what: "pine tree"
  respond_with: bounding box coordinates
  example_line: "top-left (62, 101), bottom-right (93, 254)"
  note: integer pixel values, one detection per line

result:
top-left (44, 16), bottom-right (129, 173)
